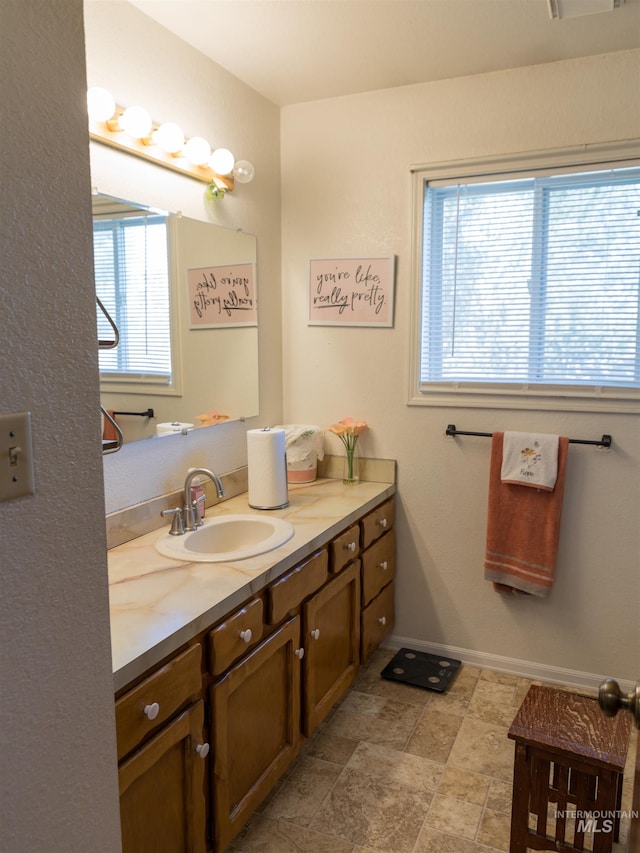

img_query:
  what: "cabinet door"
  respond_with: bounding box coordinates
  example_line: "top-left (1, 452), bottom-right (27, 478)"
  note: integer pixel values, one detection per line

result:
top-left (361, 580), bottom-right (395, 664)
top-left (119, 699), bottom-right (208, 853)
top-left (361, 528), bottom-right (396, 607)
top-left (302, 560), bottom-right (360, 737)
top-left (210, 616), bottom-right (302, 852)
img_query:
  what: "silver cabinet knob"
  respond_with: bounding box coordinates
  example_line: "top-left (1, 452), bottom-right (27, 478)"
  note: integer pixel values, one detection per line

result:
top-left (195, 742), bottom-right (210, 759)
top-left (294, 647), bottom-right (305, 660)
top-left (377, 616), bottom-right (387, 626)
top-left (239, 628), bottom-right (252, 643)
top-left (143, 702), bottom-right (160, 720)
top-left (379, 518), bottom-right (388, 529)
top-left (310, 628), bottom-right (320, 640)
top-left (345, 541), bottom-right (356, 552)
top-left (379, 561), bottom-right (388, 571)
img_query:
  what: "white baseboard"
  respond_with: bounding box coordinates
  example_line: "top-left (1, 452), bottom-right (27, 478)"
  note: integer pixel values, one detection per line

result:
top-left (384, 634), bottom-right (635, 695)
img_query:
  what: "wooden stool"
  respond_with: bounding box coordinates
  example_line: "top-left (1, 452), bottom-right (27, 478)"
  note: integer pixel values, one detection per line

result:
top-left (508, 684), bottom-right (632, 853)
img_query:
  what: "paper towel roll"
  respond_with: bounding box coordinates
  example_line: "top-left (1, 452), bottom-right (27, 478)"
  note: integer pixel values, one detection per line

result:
top-left (156, 421), bottom-right (194, 437)
top-left (247, 428), bottom-right (289, 509)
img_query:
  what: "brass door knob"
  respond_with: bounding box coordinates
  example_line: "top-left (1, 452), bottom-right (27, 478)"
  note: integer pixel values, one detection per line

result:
top-left (598, 678), bottom-right (639, 729)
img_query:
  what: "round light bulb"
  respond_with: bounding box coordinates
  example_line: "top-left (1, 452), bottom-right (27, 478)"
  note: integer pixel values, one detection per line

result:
top-left (118, 105), bottom-right (152, 139)
top-left (87, 87), bottom-right (116, 122)
top-left (184, 136), bottom-right (211, 166)
top-left (233, 160), bottom-right (255, 184)
top-left (209, 148), bottom-right (235, 176)
top-left (154, 122), bottom-right (185, 155)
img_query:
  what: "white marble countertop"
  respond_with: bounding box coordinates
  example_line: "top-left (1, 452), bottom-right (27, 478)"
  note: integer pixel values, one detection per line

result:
top-left (108, 477), bottom-right (395, 692)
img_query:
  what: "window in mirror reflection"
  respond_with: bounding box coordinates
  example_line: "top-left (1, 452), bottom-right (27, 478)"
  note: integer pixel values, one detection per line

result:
top-left (94, 213), bottom-right (172, 382)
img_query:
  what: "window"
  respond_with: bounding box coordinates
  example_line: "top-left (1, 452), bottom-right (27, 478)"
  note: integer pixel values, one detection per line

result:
top-left (412, 149), bottom-right (640, 411)
top-left (94, 213), bottom-right (172, 385)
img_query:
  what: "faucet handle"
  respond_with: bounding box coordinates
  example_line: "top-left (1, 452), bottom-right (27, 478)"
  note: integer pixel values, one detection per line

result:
top-left (192, 493), bottom-right (206, 526)
top-left (182, 503), bottom-right (200, 532)
top-left (161, 506), bottom-right (185, 536)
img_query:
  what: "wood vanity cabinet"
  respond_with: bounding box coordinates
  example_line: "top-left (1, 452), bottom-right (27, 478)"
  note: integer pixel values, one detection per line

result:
top-left (114, 492), bottom-right (395, 853)
top-left (115, 644), bottom-right (208, 853)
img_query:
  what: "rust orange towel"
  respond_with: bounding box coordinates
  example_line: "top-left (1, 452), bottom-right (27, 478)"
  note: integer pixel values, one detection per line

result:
top-left (102, 410), bottom-right (119, 442)
top-left (484, 432), bottom-right (569, 597)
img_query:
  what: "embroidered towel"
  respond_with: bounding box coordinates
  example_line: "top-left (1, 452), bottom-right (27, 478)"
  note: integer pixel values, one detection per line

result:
top-left (485, 432), bottom-right (569, 597)
top-left (501, 431), bottom-right (559, 491)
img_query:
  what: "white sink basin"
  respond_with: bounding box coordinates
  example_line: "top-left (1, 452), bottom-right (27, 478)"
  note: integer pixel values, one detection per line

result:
top-left (154, 513), bottom-right (295, 563)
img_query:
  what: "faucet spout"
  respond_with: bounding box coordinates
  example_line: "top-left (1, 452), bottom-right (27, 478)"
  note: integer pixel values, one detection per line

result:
top-left (183, 468), bottom-right (225, 530)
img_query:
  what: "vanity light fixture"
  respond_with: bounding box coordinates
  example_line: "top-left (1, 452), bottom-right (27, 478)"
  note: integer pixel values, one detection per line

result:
top-left (87, 87), bottom-right (254, 198)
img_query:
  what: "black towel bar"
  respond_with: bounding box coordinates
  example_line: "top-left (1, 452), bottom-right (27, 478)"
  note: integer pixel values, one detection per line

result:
top-left (445, 424), bottom-right (612, 449)
top-left (112, 408), bottom-right (155, 419)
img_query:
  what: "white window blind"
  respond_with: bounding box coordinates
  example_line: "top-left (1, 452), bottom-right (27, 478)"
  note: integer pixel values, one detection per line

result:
top-left (420, 164), bottom-right (640, 399)
top-left (94, 214), bottom-right (171, 381)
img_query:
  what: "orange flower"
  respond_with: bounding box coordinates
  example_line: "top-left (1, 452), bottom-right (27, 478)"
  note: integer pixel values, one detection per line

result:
top-left (197, 410), bottom-right (230, 426)
top-left (328, 417), bottom-right (368, 438)
top-left (327, 418), bottom-right (368, 483)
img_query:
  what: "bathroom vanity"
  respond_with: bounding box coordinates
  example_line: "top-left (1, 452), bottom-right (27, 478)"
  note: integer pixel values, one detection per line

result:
top-left (108, 473), bottom-right (396, 852)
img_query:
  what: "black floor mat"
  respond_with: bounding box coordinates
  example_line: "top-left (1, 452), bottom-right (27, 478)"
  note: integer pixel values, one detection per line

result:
top-left (381, 648), bottom-right (461, 693)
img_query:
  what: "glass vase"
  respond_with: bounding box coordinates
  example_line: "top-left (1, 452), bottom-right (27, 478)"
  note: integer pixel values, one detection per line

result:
top-left (343, 445), bottom-right (360, 485)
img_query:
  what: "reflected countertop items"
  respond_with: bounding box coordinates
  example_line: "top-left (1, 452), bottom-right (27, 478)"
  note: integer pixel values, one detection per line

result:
top-left (108, 477), bottom-right (395, 691)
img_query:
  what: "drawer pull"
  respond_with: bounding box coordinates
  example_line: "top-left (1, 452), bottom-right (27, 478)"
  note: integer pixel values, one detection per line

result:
top-left (377, 616), bottom-right (387, 626)
top-left (239, 628), bottom-right (253, 643)
top-left (294, 647), bottom-right (305, 660)
top-left (195, 742), bottom-right (210, 759)
top-left (143, 702), bottom-right (160, 721)
top-left (310, 628), bottom-right (320, 640)
top-left (379, 518), bottom-right (388, 529)
top-left (345, 542), bottom-right (356, 552)
top-left (379, 561), bottom-right (388, 571)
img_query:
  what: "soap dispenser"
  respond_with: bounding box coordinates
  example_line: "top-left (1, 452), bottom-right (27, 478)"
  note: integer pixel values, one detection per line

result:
top-left (190, 476), bottom-right (206, 519)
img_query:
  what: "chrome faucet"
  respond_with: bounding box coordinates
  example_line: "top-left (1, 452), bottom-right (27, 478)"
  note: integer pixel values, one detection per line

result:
top-left (182, 468), bottom-right (225, 531)
top-left (161, 467), bottom-right (225, 535)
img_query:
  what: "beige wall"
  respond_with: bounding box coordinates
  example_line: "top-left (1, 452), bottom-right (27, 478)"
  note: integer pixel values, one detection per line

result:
top-left (281, 51), bottom-right (640, 683)
top-left (1, 1), bottom-right (121, 850)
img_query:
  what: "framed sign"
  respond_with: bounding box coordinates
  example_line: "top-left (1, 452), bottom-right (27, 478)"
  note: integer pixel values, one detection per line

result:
top-left (188, 263), bottom-right (257, 328)
top-left (308, 256), bottom-right (395, 327)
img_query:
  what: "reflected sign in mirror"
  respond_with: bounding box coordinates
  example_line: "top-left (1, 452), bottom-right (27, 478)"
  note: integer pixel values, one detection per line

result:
top-left (93, 194), bottom-right (259, 445)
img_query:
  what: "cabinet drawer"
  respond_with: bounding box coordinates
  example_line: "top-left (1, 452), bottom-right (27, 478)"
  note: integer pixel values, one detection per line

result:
top-left (115, 643), bottom-right (202, 761)
top-left (361, 498), bottom-right (395, 550)
top-left (361, 581), bottom-right (394, 664)
top-left (330, 523), bottom-right (361, 573)
top-left (266, 549), bottom-right (328, 625)
top-left (361, 528), bottom-right (396, 607)
top-left (209, 598), bottom-right (264, 676)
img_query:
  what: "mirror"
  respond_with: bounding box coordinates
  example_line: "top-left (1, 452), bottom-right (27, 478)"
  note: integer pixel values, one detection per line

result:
top-left (93, 193), bottom-right (259, 445)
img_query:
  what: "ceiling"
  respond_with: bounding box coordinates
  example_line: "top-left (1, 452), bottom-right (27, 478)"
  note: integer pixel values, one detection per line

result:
top-left (128, 0), bottom-right (639, 107)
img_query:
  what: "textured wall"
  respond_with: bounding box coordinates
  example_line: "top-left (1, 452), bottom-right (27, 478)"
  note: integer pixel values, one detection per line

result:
top-left (281, 51), bottom-right (640, 682)
top-left (1, 1), bottom-right (122, 850)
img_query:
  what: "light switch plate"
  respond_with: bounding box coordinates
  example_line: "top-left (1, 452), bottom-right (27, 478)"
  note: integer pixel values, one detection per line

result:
top-left (0, 412), bottom-right (35, 502)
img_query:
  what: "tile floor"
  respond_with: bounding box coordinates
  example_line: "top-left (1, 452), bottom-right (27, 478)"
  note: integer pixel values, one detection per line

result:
top-left (229, 647), bottom-right (637, 853)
